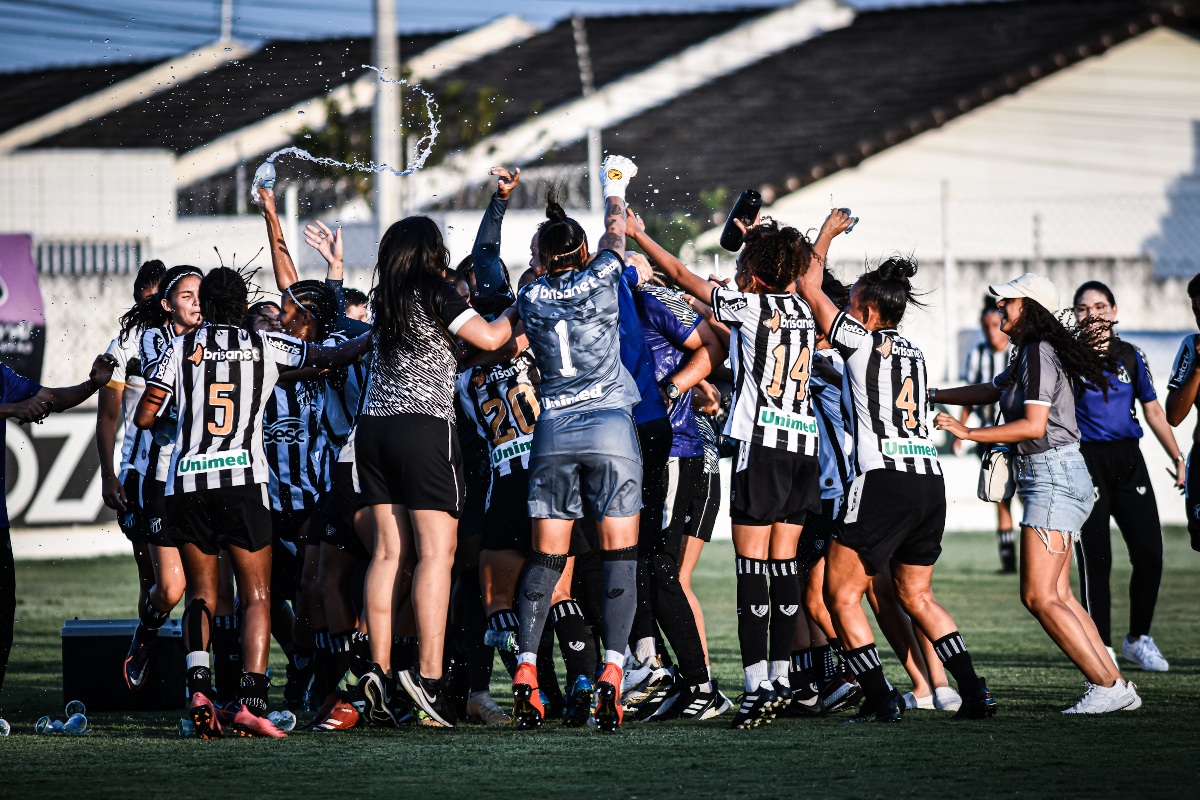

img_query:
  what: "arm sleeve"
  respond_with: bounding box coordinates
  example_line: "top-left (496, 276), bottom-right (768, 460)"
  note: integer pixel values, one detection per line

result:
top-left (1133, 346), bottom-right (1157, 402)
top-left (1019, 341), bottom-right (1057, 406)
top-left (325, 279), bottom-right (371, 337)
top-left (263, 332), bottom-right (308, 369)
top-left (1167, 335), bottom-right (1193, 390)
top-left (1, 364), bottom-right (41, 404)
top-left (641, 291), bottom-right (698, 348)
top-left (437, 286), bottom-right (480, 335)
top-left (472, 195), bottom-right (509, 296)
top-left (145, 341), bottom-right (179, 395)
top-left (589, 250), bottom-right (626, 289)
top-left (139, 329), bottom-right (169, 379)
top-left (711, 288), bottom-right (751, 327)
top-left (828, 311), bottom-right (871, 357)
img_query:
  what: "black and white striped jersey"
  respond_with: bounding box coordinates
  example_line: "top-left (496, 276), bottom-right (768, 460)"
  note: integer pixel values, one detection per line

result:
top-left (132, 325), bottom-right (179, 482)
top-left (456, 349), bottom-right (541, 476)
top-left (264, 378), bottom-right (327, 511)
top-left (104, 331), bottom-right (145, 474)
top-left (320, 329), bottom-right (369, 451)
top-left (697, 413), bottom-right (720, 475)
top-left (147, 325), bottom-right (307, 494)
top-left (829, 312), bottom-right (940, 476)
top-left (811, 349), bottom-right (854, 499)
top-left (711, 288), bottom-right (819, 455)
top-left (961, 340), bottom-right (1013, 426)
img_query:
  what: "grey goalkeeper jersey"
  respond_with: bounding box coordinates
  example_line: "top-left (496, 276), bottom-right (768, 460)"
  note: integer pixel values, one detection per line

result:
top-left (516, 250), bottom-right (640, 421)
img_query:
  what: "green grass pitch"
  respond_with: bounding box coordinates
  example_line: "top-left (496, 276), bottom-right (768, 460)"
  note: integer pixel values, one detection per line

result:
top-left (1, 530), bottom-right (1197, 798)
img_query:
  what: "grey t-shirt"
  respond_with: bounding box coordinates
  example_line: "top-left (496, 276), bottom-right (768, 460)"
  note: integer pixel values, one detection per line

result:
top-left (516, 250), bottom-right (640, 421)
top-left (993, 340), bottom-right (1080, 455)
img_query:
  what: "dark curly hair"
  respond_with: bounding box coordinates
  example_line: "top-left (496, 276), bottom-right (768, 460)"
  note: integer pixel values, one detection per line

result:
top-left (854, 256), bottom-right (924, 327)
top-left (118, 264), bottom-right (202, 343)
top-left (200, 267), bottom-right (251, 326)
top-left (1011, 297), bottom-right (1116, 395)
top-left (821, 269), bottom-right (850, 311)
top-left (286, 279), bottom-right (337, 341)
top-left (133, 260), bottom-right (166, 300)
top-left (740, 219), bottom-right (813, 292)
top-left (372, 215), bottom-right (454, 351)
top-left (538, 190), bottom-right (588, 273)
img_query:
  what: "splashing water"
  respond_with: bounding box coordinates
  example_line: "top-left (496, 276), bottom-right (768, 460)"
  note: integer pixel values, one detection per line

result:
top-left (262, 64), bottom-right (442, 178)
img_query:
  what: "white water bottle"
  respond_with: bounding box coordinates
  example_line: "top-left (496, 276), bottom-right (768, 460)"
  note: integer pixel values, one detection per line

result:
top-left (250, 160), bottom-right (276, 206)
top-left (267, 709), bottom-right (297, 732)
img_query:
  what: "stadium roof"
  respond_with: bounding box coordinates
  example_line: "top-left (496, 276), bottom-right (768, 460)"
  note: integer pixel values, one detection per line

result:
top-left (541, 0), bottom-right (1200, 215)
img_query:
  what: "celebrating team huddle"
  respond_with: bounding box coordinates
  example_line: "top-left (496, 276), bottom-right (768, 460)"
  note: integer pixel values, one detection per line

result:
top-left (64, 151), bottom-right (1194, 740)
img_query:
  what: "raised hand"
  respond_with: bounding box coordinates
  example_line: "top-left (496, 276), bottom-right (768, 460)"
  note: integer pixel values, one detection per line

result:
top-left (256, 186), bottom-right (277, 218)
top-left (304, 220), bottom-right (343, 266)
top-left (625, 207), bottom-right (646, 236)
top-left (624, 251), bottom-right (655, 285)
top-left (600, 154), bottom-right (637, 201)
top-left (489, 166), bottom-right (521, 201)
top-left (90, 354), bottom-right (118, 390)
top-left (819, 207), bottom-right (854, 240)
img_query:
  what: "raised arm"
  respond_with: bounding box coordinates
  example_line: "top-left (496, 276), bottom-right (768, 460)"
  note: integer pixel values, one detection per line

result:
top-left (626, 208), bottom-right (715, 302)
top-left (257, 186), bottom-right (299, 291)
top-left (929, 383), bottom-right (1005, 407)
top-left (303, 332), bottom-right (372, 370)
top-left (455, 306), bottom-right (521, 352)
top-left (473, 167), bottom-right (519, 296)
top-left (596, 155), bottom-right (637, 255)
top-left (797, 209), bottom-right (853, 337)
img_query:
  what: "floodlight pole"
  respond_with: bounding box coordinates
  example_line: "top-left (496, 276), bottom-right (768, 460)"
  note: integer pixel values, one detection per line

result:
top-left (572, 15), bottom-right (602, 211)
top-left (220, 0), bottom-right (233, 41)
top-left (374, 0), bottom-right (403, 240)
top-left (942, 179), bottom-right (957, 382)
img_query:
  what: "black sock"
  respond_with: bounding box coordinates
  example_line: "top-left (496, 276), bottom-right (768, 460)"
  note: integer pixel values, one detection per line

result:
top-left (486, 609), bottom-right (520, 677)
top-left (768, 559), bottom-right (800, 664)
top-left (311, 629), bottom-right (330, 697)
top-left (186, 659), bottom-right (213, 697)
top-left (844, 644), bottom-right (891, 706)
top-left (325, 629), bottom-right (355, 694)
top-left (932, 631), bottom-right (981, 693)
top-left (211, 615), bottom-right (241, 703)
top-left (349, 631), bottom-right (371, 678)
top-left (517, 551), bottom-right (567, 656)
top-left (139, 594), bottom-right (169, 631)
top-left (536, 623), bottom-right (562, 708)
top-left (795, 648), bottom-right (816, 682)
top-left (815, 644), bottom-right (837, 682)
top-left (238, 671), bottom-right (270, 716)
top-left (392, 635), bottom-right (418, 675)
top-left (552, 599), bottom-right (598, 685)
top-left (599, 547), bottom-right (639, 660)
top-left (735, 556), bottom-right (770, 668)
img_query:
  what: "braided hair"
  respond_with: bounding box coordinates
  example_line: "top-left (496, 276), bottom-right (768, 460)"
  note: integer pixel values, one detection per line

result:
top-left (537, 190), bottom-right (588, 274)
top-left (738, 219), bottom-right (813, 292)
top-left (118, 264), bottom-right (202, 343)
top-left (200, 267), bottom-right (249, 326)
top-left (853, 257), bottom-right (924, 328)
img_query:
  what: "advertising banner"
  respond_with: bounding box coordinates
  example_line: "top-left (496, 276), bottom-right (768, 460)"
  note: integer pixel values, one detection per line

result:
top-left (0, 233), bottom-right (46, 380)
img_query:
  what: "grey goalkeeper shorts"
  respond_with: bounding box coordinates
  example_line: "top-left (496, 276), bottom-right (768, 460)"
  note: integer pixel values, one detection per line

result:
top-left (527, 407), bottom-right (643, 520)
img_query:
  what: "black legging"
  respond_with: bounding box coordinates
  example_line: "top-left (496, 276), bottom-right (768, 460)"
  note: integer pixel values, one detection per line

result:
top-left (1075, 440), bottom-right (1163, 647)
top-left (0, 527), bottom-right (14, 692)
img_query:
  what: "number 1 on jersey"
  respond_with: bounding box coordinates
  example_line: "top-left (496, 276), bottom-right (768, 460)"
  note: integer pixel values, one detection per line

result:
top-left (554, 320), bottom-right (578, 378)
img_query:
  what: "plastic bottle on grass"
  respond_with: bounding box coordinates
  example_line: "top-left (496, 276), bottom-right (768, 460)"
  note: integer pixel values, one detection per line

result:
top-left (177, 718), bottom-right (195, 738)
top-left (64, 713), bottom-right (88, 735)
top-left (0, 718), bottom-right (10, 736)
top-left (65, 700), bottom-right (86, 717)
top-left (267, 710), bottom-right (296, 732)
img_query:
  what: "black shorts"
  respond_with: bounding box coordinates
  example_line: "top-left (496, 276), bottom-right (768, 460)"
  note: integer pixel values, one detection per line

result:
top-left (729, 441), bottom-right (821, 527)
top-left (1185, 448), bottom-right (1200, 550)
top-left (168, 483), bottom-right (273, 556)
top-left (319, 461), bottom-right (369, 560)
top-left (481, 468), bottom-right (533, 554)
top-left (661, 455), bottom-right (704, 549)
top-left (798, 497), bottom-right (841, 570)
top-left (271, 508), bottom-right (312, 548)
top-left (683, 470), bottom-right (721, 543)
top-left (837, 471), bottom-right (946, 575)
top-left (356, 414), bottom-right (464, 515)
top-left (459, 468), bottom-right (489, 542)
top-left (141, 476), bottom-right (180, 548)
top-left (117, 470), bottom-right (147, 545)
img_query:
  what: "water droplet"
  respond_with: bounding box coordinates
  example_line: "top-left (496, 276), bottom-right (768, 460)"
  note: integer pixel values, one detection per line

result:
top-left (304, 134), bottom-right (311, 139)
top-left (297, 110), bottom-right (305, 115)
top-left (224, 47), bottom-right (232, 52)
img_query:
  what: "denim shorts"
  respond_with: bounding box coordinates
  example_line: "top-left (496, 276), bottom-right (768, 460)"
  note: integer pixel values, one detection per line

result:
top-left (1014, 442), bottom-right (1095, 553)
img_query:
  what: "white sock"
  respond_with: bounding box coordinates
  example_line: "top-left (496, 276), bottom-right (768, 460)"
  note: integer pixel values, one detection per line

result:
top-left (635, 637), bottom-right (657, 663)
top-left (517, 652), bottom-right (537, 666)
top-left (744, 660), bottom-right (768, 692)
top-left (693, 680), bottom-right (713, 693)
top-left (605, 649), bottom-right (625, 668)
top-left (186, 651), bottom-right (210, 670)
top-left (769, 660), bottom-right (791, 682)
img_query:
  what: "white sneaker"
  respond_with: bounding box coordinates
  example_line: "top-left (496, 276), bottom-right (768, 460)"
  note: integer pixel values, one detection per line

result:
top-left (1121, 680), bottom-right (1142, 711)
top-left (465, 691), bottom-right (510, 725)
top-left (933, 686), bottom-right (963, 711)
top-left (902, 692), bottom-right (933, 710)
top-left (622, 657), bottom-right (655, 695)
top-left (1122, 635), bottom-right (1169, 672)
top-left (1062, 680), bottom-right (1135, 714)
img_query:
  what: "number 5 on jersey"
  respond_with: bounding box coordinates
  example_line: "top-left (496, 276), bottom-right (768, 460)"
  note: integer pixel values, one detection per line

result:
top-left (208, 382), bottom-right (235, 436)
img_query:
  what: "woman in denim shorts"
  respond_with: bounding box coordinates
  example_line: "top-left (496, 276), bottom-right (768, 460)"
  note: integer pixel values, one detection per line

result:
top-left (932, 274), bottom-right (1142, 714)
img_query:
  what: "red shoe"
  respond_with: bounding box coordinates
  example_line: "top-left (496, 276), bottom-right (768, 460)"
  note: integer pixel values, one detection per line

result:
top-left (595, 663), bottom-right (624, 733)
top-left (312, 697), bottom-right (362, 732)
top-left (304, 693), bottom-right (338, 731)
top-left (228, 703), bottom-right (288, 739)
top-left (189, 691), bottom-right (224, 739)
top-left (512, 662), bottom-right (544, 730)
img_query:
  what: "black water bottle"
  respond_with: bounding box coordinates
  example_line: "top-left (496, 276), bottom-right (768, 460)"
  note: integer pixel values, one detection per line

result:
top-left (719, 190), bottom-right (762, 251)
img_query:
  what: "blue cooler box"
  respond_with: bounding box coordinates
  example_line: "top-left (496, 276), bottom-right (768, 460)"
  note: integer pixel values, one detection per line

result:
top-left (61, 618), bottom-right (185, 712)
